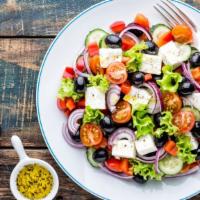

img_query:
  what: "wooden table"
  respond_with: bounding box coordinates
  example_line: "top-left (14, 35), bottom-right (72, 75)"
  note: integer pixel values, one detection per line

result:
top-left (0, 0), bottom-right (200, 199)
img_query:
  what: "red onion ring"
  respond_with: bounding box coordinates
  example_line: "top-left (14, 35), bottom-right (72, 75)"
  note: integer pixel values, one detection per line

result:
top-left (106, 84), bottom-right (121, 113)
top-left (182, 62), bottom-right (200, 92)
top-left (165, 165), bottom-right (199, 178)
top-left (83, 48), bottom-right (92, 74)
top-left (119, 23), bottom-right (152, 41)
top-left (154, 148), bottom-right (165, 174)
top-left (119, 31), bottom-right (140, 44)
top-left (62, 121), bottom-right (84, 148)
top-left (108, 128), bottom-right (135, 146)
top-left (100, 164), bottom-right (134, 180)
top-left (68, 109), bottom-right (84, 134)
top-left (74, 55), bottom-right (90, 78)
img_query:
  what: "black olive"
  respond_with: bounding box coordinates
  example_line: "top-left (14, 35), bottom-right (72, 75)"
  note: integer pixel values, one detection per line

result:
top-left (191, 121), bottom-right (200, 138)
top-left (153, 74), bottom-right (163, 81)
top-left (74, 76), bottom-right (86, 92)
top-left (153, 113), bottom-right (162, 127)
top-left (129, 72), bottom-right (144, 86)
top-left (71, 130), bottom-right (81, 142)
top-left (154, 133), bottom-right (168, 148)
top-left (93, 148), bottom-right (109, 163)
top-left (105, 34), bottom-right (122, 48)
top-left (190, 52), bottom-right (200, 67)
top-left (133, 174), bottom-right (147, 184)
top-left (144, 151), bottom-right (157, 157)
top-left (178, 80), bottom-right (195, 97)
top-left (103, 127), bottom-right (116, 137)
top-left (142, 40), bottom-right (159, 55)
top-left (100, 116), bottom-right (115, 129)
top-left (129, 27), bottom-right (143, 37)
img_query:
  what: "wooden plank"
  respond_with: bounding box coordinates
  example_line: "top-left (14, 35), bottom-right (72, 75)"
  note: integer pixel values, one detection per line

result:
top-left (0, 149), bottom-right (98, 200)
top-left (0, 0), bottom-right (102, 36)
top-left (0, 38), bottom-right (53, 147)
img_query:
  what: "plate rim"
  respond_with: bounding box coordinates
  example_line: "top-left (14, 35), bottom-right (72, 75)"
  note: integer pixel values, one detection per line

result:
top-left (36, 1), bottom-right (200, 199)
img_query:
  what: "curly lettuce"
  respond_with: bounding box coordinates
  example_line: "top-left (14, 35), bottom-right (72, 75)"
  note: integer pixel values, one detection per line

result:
top-left (83, 106), bottom-right (104, 124)
top-left (176, 135), bottom-right (196, 164)
top-left (132, 105), bottom-right (155, 139)
top-left (123, 42), bottom-right (148, 72)
top-left (130, 160), bottom-right (163, 181)
top-left (58, 78), bottom-right (83, 101)
top-left (156, 65), bottom-right (182, 92)
top-left (87, 74), bottom-right (110, 92)
top-left (154, 111), bottom-right (178, 138)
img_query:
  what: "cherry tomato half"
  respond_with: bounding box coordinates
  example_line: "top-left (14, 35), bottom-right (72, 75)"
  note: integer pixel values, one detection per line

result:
top-left (106, 62), bottom-right (127, 84)
top-left (89, 55), bottom-right (105, 75)
top-left (122, 35), bottom-right (136, 51)
top-left (173, 111), bottom-right (195, 133)
top-left (63, 67), bottom-right (75, 79)
top-left (80, 123), bottom-right (103, 147)
top-left (191, 67), bottom-right (200, 84)
top-left (134, 13), bottom-right (150, 30)
top-left (57, 98), bottom-right (66, 111)
top-left (110, 21), bottom-right (126, 33)
top-left (112, 101), bottom-right (132, 124)
top-left (162, 92), bottom-right (182, 114)
top-left (105, 157), bottom-right (123, 173)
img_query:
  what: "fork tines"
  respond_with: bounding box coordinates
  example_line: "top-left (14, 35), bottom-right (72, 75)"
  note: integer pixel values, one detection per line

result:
top-left (154, 0), bottom-right (197, 32)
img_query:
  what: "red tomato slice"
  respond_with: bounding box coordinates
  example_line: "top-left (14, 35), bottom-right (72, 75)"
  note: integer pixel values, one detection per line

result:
top-left (65, 98), bottom-right (76, 111)
top-left (106, 62), bottom-right (127, 84)
top-left (122, 35), bottom-right (136, 51)
top-left (57, 98), bottom-right (66, 111)
top-left (63, 67), bottom-right (75, 79)
top-left (77, 98), bottom-right (85, 108)
top-left (112, 101), bottom-right (132, 124)
top-left (120, 81), bottom-right (131, 94)
top-left (156, 31), bottom-right (173, 47)
top-left (94, 137), bottom-right (108, 149)
top-left (110, 21), bottom-right (126, 33)
top-left (191, 67), bottom-right (200, 83)
top-left (89, 55), bottom-right (105, 75)
top-left (80, 123), bottom-right (103, 147)
top-left (76, 56), bottom-right (85, 72)
top-left (88, 42), bottom-right (99, 57)
top-left (173, 111), bottom-right (195, 133)
top-left (105, 158), bottom-right (123, 173)
top-left (134, 13), bottom-right (150, 30)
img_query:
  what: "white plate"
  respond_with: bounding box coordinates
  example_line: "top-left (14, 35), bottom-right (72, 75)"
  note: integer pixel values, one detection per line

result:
top-left (36, 0), bottom-right (200, 199)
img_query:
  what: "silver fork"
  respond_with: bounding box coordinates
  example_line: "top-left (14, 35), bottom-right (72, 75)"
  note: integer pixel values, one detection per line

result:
top-left (154, 0), bottom-right (200, 48)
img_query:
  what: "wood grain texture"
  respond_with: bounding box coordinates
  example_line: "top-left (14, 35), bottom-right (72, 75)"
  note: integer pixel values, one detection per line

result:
top-left (0, 0), bottom-right (102, 36)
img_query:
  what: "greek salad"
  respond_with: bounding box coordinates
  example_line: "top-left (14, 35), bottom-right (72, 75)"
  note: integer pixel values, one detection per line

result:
top-left (57, 13), bottom-right (200, 183)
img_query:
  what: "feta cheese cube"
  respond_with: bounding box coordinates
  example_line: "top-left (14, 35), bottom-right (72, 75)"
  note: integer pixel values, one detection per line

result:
top-left (85, 86), bottom-right (106, 109)
top-left (183, 93), bottom-right (200, 111)
top-left (124, 86), bottom-right (151, 106)
top-left (99, 48), bottom-right (122, 68)
top-left (187, 132), bottom-right (199, 150)
top-left (112, 139), bottom-right (136, 159)
top-left (140, 54), bottom-right (162, 75)
top-left (158, 41), bottom-right (188, 68)
top-left (135, 134), bottom-right (157, 156)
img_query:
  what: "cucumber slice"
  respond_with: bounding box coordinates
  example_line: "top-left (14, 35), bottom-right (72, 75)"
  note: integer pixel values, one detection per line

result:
top-left (86, 148), bottom-right (100, 168)
top-left (99, 35), bottom-right (108, 48)
top-left (182, 106), bottom-right (200, 121)
top-left (159, 155), bottom-right (183, 175)
top-left (175, 42), bottom-right (191, 62)
top-left (85, 28), bottom-right (108, 46)
top-left (151, 24), bottom-right (170, 43)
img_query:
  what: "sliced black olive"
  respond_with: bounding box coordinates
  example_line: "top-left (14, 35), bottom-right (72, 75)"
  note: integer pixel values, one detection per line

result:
top-left (144, 151), bottom-right (157, 157)
top-left (74, 76), bottom-right (86, 92)
top-left (153, 113), bottom-right (162, 127)
top-left (129, 29), bottom-right (143, 37)
top-left (153, 74), bottom-right (163, 81)
top-left (142, 40), bottom-right (158, 55)
top-left (100, 116), bottom-right (115, 129)
top-left (154, 133), bottom-right (168, 148)
top-left (129, 72), bottom-right (144, 86)
top-left (103, 127), bottom-right (116, 137)
top-left (178, 80), bottom-right (195, 97)
top-left (93, 148), bottom-right (109, 163)
top-left (105, 34), bottom-right (122, 48)
top-left (133, 174), bottom-right (148, 184)
top-left (71, 130), bottom-right (81, 142)
top-left (190, 52), bottom-right (200, 67)
top-left (191, 121), bottom-right (200, 138)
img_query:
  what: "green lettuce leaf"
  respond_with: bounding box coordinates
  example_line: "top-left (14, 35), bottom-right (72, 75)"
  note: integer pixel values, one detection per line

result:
top-left (123, 42), bottom-right (147, 72)
top-left (132, 105), bottom-right (155, 139)
top-left (176, 135), bottom-right (196, 164)
top-left (130, 160), bottom-right (163, 181)
top-left (83, 106), bottom-right (104, 124)
top-left (154, 111), bottom-right (178, 138)
top-left (87, 74), bottom-right (110, 92)
top-left (58, 78), bottom-right (83, 101)
top-left (156, 65), bottom-right (182, 92)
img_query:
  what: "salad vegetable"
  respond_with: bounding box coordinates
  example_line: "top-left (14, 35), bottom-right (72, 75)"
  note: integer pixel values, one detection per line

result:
top-left (58, 12), bottom-right (200, 184)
